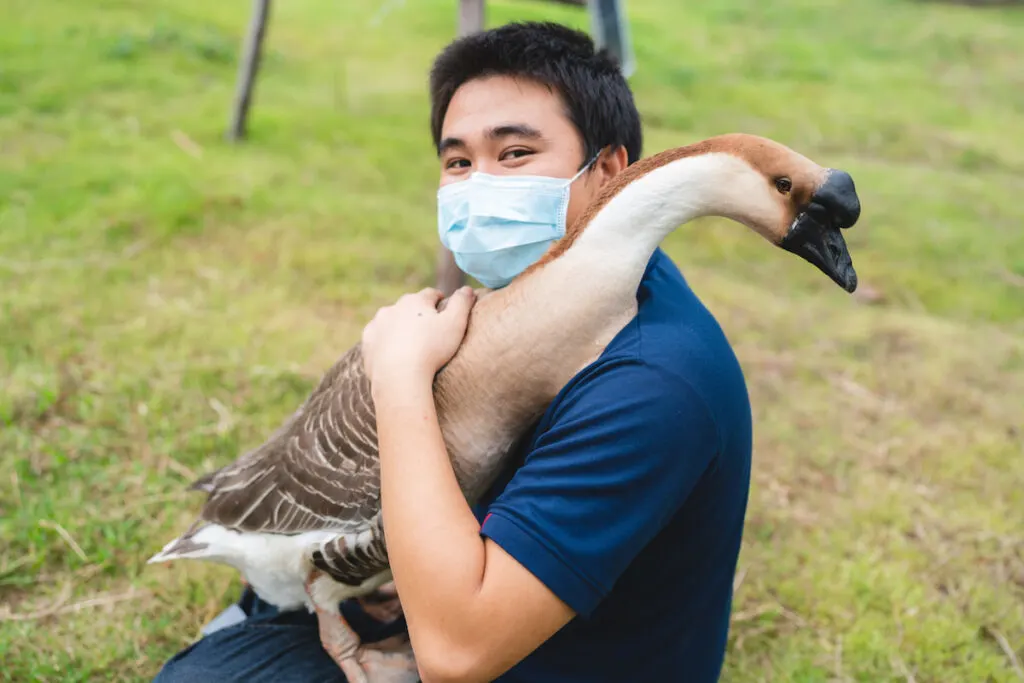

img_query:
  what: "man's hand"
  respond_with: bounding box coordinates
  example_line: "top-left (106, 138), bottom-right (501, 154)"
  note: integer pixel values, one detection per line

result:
top-left (357, 581), bottom-right (404, 624)
top-left (355, 633), bottom-right (421, 683)
top-left (361, 286), bottom-right (476, 391)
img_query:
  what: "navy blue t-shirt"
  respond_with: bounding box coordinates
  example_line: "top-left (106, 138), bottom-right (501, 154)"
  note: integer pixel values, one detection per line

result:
top-left (474, 248), bottom-right (753, 682)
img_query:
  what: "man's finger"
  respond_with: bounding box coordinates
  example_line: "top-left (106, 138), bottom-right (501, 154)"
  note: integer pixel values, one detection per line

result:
top-left (360, 582), bottom-right (399, 603)
top-left (415, 287), bottom-right (444, 305)
top-left (441, 286), bottom-right (476, 324)
top-left (375, 581), bottom-right (398, 598)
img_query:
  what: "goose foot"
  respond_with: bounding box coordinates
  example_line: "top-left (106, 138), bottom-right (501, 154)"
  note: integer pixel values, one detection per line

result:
top-left (305, 573), bottom-right (419, 683)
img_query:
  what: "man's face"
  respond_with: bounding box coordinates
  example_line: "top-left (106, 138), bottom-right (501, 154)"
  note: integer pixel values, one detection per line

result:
top-left (438, 75), bottom-right (614, 231)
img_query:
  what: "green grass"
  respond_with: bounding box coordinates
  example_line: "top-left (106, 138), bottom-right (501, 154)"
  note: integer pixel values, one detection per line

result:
top-left (1, 0), bottom-right (1022, 680)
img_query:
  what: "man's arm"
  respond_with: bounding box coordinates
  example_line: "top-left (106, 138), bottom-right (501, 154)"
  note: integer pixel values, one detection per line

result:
top-left (360, 286), bottom-right (574, 683)
top-left (374, 379), bottom-right (575, 683)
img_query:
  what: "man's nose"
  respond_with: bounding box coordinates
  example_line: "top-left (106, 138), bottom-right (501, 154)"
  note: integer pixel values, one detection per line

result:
top-left (474, 160), bottom-right (504, 175)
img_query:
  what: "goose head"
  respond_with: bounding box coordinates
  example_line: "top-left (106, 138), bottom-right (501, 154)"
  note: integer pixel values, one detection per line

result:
top-left (555, 133), bottom-right (863, 293)
top-left (711, 133), bottom-right (861, 292)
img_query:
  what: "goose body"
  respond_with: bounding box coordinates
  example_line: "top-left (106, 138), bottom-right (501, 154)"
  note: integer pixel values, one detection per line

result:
top-left (151, 133), bottom-right (861, 673)
top-left (151, 344), bottom-right (395, 610)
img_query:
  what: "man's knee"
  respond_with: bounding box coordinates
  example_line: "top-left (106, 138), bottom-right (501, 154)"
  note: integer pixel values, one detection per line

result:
top-left (151, 625), bottom-right (346, 683)
top-left (153, 653), bottom-right (222, 683)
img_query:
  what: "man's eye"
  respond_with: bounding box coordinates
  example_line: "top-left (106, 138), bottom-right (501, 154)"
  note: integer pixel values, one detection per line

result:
top-left (445, 158), bottom-right (471, 170)
top-left (500, 148), bottom-right (533, 161)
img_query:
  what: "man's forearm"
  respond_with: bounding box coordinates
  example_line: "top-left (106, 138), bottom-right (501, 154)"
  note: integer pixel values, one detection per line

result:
top-left (373, 374), bottom-right (488, 661)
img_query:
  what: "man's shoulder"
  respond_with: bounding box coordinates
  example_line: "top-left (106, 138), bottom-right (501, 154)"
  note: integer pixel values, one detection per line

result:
top-left (552, 353), bottom-right (722, 446)
top-left (565, 266), bottom-right (748, 435)
top-left (642, 255), bottom-right (746, 381)
top-left (597, 306), bottom-right (743, 407)
top-left (538, 250), bottom-right (749, 443)
top-left (630, 250), bottom-right (739, 363)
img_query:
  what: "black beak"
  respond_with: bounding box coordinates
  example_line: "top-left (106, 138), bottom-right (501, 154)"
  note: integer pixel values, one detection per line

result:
top-left (780, 169), bottom-right (861, 293)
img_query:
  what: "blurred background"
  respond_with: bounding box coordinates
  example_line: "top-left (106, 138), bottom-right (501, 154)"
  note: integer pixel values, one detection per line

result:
top-left (1, 0), bottom-right (1022, 680)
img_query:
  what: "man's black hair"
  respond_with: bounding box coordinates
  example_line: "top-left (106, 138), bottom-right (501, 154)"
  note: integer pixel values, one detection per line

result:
top-left (429, 21), bottom-right (643, 168)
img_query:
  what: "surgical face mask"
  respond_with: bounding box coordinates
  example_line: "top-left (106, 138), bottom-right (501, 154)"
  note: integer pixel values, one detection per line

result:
top-left (437, 157), bottom-right (597, 289)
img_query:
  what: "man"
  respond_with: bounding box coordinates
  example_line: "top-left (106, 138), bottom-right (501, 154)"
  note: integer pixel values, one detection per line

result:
top-left (155, 21), bottom-right (752, 683)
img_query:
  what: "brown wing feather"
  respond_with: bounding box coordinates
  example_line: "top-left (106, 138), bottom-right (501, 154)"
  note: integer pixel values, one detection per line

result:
top-left (311, 514), bottom-right (390, 586)
top-left (194, 345), bottom-right (382, 534)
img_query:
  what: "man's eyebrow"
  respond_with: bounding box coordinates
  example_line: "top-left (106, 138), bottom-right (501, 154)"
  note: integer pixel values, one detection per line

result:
top-left (438, 136), bottom-right (466, 155)
top-left (486, 124), bottom-right (544, 141)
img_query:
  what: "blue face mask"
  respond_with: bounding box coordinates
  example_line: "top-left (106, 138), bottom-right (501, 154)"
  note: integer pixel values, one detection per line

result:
top-left (437, 157), bottom-right (597, 289)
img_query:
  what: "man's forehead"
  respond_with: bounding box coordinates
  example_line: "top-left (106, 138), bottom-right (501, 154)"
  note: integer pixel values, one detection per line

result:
top-left (441, 75), bottom-right (569, 139)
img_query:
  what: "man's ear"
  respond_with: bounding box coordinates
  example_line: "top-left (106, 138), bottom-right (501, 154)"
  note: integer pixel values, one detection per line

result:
top-left (594, 146), bottom-right (629, 188)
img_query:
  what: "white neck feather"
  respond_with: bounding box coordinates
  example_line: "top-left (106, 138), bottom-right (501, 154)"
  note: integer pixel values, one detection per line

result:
top-left (572, 152), bottom-right (764, 269)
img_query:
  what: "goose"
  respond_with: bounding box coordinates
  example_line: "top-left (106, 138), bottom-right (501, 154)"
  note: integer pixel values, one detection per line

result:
top-left (149, 133), bottom-right (861, 681)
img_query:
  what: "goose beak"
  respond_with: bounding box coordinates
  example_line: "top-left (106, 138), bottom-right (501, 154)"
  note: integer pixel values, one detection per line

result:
top-left (780, 169), bottom-right (860, 293)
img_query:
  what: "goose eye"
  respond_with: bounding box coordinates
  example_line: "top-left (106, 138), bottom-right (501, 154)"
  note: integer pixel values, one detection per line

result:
top-left (775, 177), bottom-right (792, 194)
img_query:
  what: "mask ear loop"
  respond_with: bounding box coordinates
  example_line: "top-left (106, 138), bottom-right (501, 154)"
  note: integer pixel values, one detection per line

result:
top-left (573, 151), bottom-right (599, 182)
top-left (567, 146), bottom-right (608, 185)
top-left (557, 148), bottom-right (607, 234)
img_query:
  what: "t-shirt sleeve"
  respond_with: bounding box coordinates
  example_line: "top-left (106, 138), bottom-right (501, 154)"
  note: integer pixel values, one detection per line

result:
top-left (479, 358), bottom-right (721, 618)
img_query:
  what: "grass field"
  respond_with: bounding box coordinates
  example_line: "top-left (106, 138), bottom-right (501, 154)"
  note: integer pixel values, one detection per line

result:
top-left (2, 0), bottom-right (1023, 680)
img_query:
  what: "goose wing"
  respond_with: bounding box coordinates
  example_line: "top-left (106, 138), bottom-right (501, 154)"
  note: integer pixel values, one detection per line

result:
top-left (310, 512), bottom-right (390, 586)
top-left (194, 344), bottom-right (382, 535)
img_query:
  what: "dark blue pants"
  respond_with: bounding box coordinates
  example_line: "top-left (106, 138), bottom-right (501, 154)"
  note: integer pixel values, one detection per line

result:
top-left (153, 588), bottom-right (409, 683)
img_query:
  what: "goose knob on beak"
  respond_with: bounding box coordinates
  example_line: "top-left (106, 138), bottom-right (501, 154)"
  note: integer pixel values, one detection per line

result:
top-left (781, 169), bottom-right (861, 293)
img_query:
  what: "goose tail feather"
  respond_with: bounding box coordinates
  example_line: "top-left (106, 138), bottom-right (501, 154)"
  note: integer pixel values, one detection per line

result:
top-left (147, 522), bottom-right (213, 564)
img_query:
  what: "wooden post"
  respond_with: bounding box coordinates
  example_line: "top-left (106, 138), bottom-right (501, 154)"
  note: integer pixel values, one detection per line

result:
top-left (587, 0), bottom-right (635, 77)
top-left (227, 0), bottom-right (272, 142)
top-left (458, 0), bottom-right (486, 34)
top-left (435, 0), bottom-right (485, 295)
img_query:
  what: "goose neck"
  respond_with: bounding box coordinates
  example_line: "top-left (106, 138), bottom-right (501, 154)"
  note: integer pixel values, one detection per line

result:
top-left (571, 153), bottom-right (743, 265)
